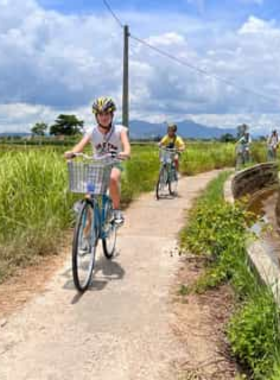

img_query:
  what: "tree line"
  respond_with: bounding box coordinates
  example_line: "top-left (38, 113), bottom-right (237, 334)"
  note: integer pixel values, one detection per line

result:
top-left (31, 118), bottom-right (266, 142)
top-left (31, 114), bottom-right (84, 136)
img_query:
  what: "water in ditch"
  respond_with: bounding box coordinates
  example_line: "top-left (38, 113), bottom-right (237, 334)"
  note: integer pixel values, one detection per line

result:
top-left (247, 186), bottom-right (280, 268)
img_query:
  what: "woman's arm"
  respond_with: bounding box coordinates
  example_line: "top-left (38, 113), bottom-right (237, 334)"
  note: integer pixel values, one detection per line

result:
top-left (177, 136), bottom-right (186, 152)
top-left (158, 135), bottom-right (167, 147)
top-left (64, 134), bottom-right (91, 158)
top-left (119, 128), bottom-right (131, 158)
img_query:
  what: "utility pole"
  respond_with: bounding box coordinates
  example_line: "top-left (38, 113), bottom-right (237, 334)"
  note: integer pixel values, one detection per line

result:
top-left (122, 25), bottom-right (129, 128)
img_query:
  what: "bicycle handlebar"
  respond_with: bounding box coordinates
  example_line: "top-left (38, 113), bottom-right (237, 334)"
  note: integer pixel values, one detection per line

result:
top-left (159, 147), bottom-right (181, 154)
top-left (66, 151), bottom-right (127, 162)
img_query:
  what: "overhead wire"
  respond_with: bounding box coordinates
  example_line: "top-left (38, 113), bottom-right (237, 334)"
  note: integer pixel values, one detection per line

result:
top-left (130, 34), bottom-right (278, 105)
top-left (102, 0), bottom-right (124, 28)
top-left (103, 0), bottom-right (279, 107)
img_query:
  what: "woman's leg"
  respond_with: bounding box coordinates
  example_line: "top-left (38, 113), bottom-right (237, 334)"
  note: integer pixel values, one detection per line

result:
top-left (109, 167), bottom-right (124, 224)
top-left (110, 167), bottom-right (121, 210)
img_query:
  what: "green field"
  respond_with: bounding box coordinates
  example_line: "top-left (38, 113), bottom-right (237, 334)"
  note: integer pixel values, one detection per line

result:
top-left (0, 141), bottom-right (271, 283)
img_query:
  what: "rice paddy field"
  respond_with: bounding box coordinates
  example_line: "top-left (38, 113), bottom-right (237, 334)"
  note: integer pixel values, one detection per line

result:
top-left (0, 140), bottom-right (270, 283)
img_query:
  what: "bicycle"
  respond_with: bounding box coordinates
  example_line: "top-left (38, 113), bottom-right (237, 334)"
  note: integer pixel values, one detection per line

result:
top-left (67, 153), bottom-right (121, 292)
top-left (235, 145), bottom-right (250, 171)
top-left (267, 144), bottom-right (278, 161)
top-left (156, 147), bottom-right (178, 200)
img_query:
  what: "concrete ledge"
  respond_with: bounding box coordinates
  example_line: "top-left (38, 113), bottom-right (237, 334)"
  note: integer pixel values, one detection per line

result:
top-left (224, 166), bottom-right (280, 304)
top-left (232, 162), bottom-right (279, 199)
top-left (247, 241), bottom-right (280, 304)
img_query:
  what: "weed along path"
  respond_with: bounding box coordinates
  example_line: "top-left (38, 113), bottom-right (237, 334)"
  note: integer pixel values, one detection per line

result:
top-left (0, 171), bottom-right (221, 380)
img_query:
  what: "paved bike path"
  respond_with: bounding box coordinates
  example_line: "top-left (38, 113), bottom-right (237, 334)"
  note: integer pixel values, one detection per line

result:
top-left (0, 171), bottom-right (221, 380)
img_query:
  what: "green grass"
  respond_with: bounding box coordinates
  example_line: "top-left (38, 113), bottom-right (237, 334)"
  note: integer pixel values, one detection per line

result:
top-left (180, 172), bottom-right (280, 379)
top-left (0, 140), bottom-right (272, 284)
top-left (180, 142), bottom-right (235, 174)
top-left (0, 145), bottom-right (159, 282)
top-left (0, 150), bottom-right (74, 282)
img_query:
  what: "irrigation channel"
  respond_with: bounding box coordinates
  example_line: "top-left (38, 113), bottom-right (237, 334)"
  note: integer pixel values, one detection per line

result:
top-left (248, 186), bottom-right (280, 269)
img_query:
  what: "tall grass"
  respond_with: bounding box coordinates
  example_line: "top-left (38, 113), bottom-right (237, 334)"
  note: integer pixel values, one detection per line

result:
top-left (180, 142), bottom-right (235, 174)
top-left (0, 146), bottom-right (160, 282)
top-left (0, 140), bottom-right (271, 283)
top-left (122, 146), bottom-right (159, 205)
top-left (0, 150), bottom-right (74, 281)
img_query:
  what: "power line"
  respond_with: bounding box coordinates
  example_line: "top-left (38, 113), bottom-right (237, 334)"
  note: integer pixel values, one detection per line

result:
top-left (102, 0), bottom-right (124, 28)
top-left (102, 0), bottom-right (279, 106)
top-left (130, 34), bottom-right (278, 105)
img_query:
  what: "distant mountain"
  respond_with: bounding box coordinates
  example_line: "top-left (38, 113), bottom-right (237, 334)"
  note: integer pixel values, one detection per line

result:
top-left (0, 132), bottom-right (30, 137)
top-left (0, 119), bottom-right (237, 140)
top-left (129, 119), bottom-right (237, 139)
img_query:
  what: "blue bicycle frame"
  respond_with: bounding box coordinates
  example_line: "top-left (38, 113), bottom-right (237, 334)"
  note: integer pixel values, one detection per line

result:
top-left (83, 195), bottom-right (111, 246)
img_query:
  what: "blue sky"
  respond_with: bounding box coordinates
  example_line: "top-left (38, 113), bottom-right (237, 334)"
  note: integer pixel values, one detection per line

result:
top-left (1, 0), bottom-right (280, 133)
top-left (38, 0), bottom-right (278, 17)
top-left (37, 0), bottom-right (280, 25)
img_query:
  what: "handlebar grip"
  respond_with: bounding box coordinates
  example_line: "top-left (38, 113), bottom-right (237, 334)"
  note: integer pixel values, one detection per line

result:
top-left (65, 152), bottom-right (77, 159)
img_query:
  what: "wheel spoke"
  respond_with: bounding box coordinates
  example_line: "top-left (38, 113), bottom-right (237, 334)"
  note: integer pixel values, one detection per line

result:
top-left (72, 201), bottom-right (97, 291)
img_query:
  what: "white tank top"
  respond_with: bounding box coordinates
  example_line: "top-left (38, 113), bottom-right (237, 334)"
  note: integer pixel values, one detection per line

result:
top-left (86, 124), bottom-right (126, 157)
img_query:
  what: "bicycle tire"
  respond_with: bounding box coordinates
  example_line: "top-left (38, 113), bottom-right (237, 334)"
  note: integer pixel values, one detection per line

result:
top-left (72, 200), bottom-right (97, 292)
top-left (156, 166), bottom-right (168, 200)
top-left (168, 166), bottom-right (178, 195)
top-left (235, 153), bottom-right (243, 171)
top-left (102, 199), bottom-right (117, 259)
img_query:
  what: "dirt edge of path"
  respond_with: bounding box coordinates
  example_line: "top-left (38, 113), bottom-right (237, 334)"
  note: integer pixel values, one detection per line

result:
top-left (0, 235), bottom-right (70, 321)
top-left (171, 253), bottom-right (239, 380)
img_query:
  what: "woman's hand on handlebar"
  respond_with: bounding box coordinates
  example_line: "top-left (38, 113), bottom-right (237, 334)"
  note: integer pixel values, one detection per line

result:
top-left (117, 151), bottom-right (130, 160)
top-left (64, 151), bottom-right (76, 159)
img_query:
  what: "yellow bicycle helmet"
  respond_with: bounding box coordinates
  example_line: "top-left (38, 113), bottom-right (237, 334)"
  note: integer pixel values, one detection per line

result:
top-left (167, 123), bottom-right (177, 132)
top-left (92, 97), bottom-right (116, 114)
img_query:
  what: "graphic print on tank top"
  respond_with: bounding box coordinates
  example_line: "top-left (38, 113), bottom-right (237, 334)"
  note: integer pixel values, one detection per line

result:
top-left (96, 126), bottom-right (117, 154)
top-left (87, 124), bottom-right (125, 156)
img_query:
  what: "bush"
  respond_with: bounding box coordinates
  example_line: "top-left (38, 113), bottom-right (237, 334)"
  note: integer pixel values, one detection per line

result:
top-left (228, 293), bottom-right (280, 379)
top-left (180, 171), bottom-right (280, 379)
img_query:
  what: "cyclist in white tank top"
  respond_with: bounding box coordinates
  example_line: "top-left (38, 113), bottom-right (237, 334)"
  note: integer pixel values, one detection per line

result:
top-left (64, 97), bottom-right (131, 224)
top-left (87, 124), bottom-right (126, 157)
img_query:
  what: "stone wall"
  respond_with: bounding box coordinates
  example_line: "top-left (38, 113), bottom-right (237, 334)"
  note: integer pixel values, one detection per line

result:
top-left (224, 164), bottom-right (280, 306)
top-left (232, 163), bottom-right (279, 199)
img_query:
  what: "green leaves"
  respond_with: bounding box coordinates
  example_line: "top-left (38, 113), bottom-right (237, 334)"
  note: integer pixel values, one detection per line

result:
top-left (49, 114), bottom-right (84, 136)
top-left (228, 293), bottom-right (280, 379)
top-left (180, 171), bottom-right (280, 379)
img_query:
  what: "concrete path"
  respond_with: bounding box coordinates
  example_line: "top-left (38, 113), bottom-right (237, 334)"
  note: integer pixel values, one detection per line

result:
top-left (0, 171), bottom-right (220, 380)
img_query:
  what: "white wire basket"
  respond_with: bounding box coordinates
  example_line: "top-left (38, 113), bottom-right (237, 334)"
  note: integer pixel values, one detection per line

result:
top-left (159, 148), bottom-right (176, 164)
top-left (67, 161), bottom-right (114, 195)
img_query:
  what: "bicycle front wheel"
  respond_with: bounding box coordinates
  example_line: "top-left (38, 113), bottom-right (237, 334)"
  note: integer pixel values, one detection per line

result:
top-left (102, 199), bottom-right (117, 259)
top-left (235, 154), bottom-right (242, 171)
top-left (72, 200), bottom-right (97, 292)
top-left (168, 167), bottom-right (178, 195)
top-left (156, 166), bottom-right (168, 200)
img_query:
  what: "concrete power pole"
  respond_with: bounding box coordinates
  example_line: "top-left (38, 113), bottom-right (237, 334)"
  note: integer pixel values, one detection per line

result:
top-left (122, 25), bottom-right (129, 128)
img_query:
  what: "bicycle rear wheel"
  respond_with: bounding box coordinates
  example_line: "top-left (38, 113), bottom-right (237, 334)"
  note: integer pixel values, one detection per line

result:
top-left (72, 200), bottom-right (97, 292)
top-left (102, 199), bottom-right (117, 259)
top-left (156, 166), bottom-right (168, 200)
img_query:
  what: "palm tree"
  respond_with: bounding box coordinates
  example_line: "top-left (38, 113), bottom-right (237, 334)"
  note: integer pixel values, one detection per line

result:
top-left (50, 114), bottom-right (84, 136)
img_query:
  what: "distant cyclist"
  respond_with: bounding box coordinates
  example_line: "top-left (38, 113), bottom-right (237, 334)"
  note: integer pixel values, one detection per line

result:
top-left (267, 130), bottom-right (279, 161)
top-left (236, 130), bottom-right (251, 165)
top-left (64, 96), bottom-right (131, 225)
top-left (158, 124), bottom-right (185, 171)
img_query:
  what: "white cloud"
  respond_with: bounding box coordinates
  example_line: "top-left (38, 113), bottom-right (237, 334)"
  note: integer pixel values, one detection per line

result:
top-left (147, 32), bottom-right (186, 46)
top-left (0, 0), bottom-right (123, 108)
top-left (238, 16), bottom-right (276, 34)
top-left (0, 1), bottom-right (280, 133)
